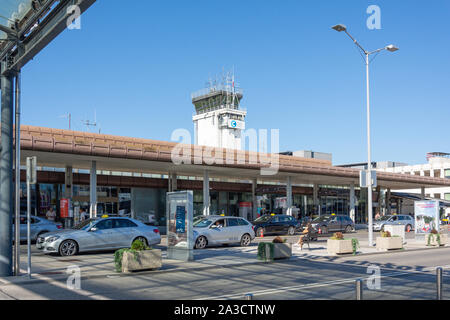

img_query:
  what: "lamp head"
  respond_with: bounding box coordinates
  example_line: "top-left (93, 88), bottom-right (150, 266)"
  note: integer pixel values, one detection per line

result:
top-left (332, 24), bottom-right (347, 32)
top-left (386, 44), bottom-right (399, 52)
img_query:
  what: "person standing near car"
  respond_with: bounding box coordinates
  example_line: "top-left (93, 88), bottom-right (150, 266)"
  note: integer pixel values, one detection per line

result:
top-left (46, 207), bottom-right (56, 222)
top-left (79, 208), bottom-right (89, 221)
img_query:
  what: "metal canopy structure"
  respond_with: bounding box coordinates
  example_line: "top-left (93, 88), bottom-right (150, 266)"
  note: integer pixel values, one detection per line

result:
top-left (1, 0), bottom-right (96, 74)
top-left (0, 0), bottom-right (96, 277)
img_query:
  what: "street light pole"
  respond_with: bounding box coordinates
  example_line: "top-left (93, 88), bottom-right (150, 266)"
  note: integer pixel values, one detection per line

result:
top-left (332, 24), bottom-right (398, 246)
top-left (365, 52), bottom-right (374, 247)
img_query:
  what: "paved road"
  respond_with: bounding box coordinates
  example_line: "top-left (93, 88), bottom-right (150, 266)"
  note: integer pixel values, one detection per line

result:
top-left (1, 244), bottom-right (449, 300)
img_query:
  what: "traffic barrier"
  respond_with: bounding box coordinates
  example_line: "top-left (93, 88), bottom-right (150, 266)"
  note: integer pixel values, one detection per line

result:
top-left (437, 267), bottom-right (443, 300)
top-left (355, 279), bottom-right (363, 300)
top-left (260, 228), bottom-right (264, 238)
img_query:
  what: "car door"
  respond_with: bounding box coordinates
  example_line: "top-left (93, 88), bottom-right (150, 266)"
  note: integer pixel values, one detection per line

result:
top-left (278, 216), bottom-right (289, 233)
top-left (208, 218), bottom-right (228, 243)
top-left (223, 218), bottom-right (242, 243)
top-left (237, 218), bottom-right (253, 237)
top-left (328, 216), bottom-right (340, 232)
top-left (269, 216), bottom-right (282, 234)
top-left (87, 219), bottom-right (116, 250)
top-left (113, 219), bottom-right (139, 248)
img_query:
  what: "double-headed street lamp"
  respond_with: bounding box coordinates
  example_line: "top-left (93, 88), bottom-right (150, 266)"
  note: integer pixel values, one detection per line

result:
top-left (332, 24), bottom-right (399, 246)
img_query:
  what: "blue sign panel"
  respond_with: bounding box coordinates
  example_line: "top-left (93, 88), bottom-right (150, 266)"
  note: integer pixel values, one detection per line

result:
top-left (176, 206), bottom-right (186, 233)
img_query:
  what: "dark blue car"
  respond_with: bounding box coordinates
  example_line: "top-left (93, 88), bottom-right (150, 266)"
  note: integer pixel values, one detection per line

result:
top-left (252, 214), bottom-right (300, 237)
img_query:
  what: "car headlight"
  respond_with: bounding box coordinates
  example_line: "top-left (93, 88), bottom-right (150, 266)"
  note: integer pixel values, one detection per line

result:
top-left (46, 236), bottom-right (60, 243)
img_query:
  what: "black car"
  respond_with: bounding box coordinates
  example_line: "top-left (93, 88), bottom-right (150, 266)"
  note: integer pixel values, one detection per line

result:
top-left (252, 214), bottom-right (300, 236)
top-left (310, 214), bottom-right (355, 235)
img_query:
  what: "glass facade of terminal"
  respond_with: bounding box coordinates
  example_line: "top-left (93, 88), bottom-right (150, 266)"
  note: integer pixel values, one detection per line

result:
top-left (19, 175), bottom-right (375, 226)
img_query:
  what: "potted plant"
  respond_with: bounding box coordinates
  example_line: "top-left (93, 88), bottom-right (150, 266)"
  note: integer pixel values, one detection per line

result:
top-left (257, 236), bottom-right (292, 262)
top-left (426, 229), bottom-right (448, 247)
top-left (114, 239), bottom-right (162, 273)
top-left (327, 232), bottom-right (358, 255)
top-left (376, 230), bottom-right (403, 251)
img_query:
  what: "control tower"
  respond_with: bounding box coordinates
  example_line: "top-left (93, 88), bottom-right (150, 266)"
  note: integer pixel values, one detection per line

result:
top-left (191, 72), bottom-right (246, 150)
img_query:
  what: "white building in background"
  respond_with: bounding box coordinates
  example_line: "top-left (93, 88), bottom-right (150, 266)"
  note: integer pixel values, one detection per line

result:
top-left (192, 73), bottom-right (246, 150)
top-left (377, 152), bottom-right (450, 201)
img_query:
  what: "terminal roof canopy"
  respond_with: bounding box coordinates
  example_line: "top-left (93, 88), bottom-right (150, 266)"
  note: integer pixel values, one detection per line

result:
top-left (0, 0), bottom-right (32, 38)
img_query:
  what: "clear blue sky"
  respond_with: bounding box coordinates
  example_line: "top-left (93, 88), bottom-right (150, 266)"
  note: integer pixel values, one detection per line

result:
top-left (19, 0), bottom-right (450, 165)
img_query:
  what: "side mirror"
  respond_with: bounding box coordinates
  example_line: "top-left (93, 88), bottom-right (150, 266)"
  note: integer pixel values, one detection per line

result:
top-left (90, 227), bottom-right (98, 232)
top-left (210, 224), bottom-right (217, 229)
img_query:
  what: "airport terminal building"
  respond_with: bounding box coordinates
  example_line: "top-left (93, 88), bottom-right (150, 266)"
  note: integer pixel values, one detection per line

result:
top-left (13, 82), bottom-right (450, 228)
top-left (16, 125), bottom-right (450, 230)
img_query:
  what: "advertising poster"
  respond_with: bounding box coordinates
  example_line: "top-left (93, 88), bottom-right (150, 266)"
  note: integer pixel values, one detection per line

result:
top-left (166, 191), bottom-right (194, 261)
top-left (414, 200), bottom-right (440, 234)
top-left (60, 199), bottom-right (69, 218)
top-left (175, 206), bottom-right (186, 234)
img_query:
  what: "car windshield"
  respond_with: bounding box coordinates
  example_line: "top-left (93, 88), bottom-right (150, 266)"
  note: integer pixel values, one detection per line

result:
top-left (193, 218), bottom-right (213, 228)
top-left (73, 218), bottom-right (98, 230)
top-left (313, 215), bottom-right (332, 222)
top-left (254, 215), bottom-right (272, 223)
top-left (376, 216), bottom-right (391, 221)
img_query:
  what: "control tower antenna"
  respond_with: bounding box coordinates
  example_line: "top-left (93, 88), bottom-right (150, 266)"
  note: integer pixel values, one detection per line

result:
top-left (191, 69), bottom-right (246, 150)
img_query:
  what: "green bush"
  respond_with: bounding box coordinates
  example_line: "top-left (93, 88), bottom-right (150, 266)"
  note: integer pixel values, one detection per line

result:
top-left (330, 232), bottom-right (344, 240)
top-left (114, 239), bottom-right (150, 272)
top-left (257, 243), bottom-right (274, 262)
top-left (131, 239), bottom-right (149, 251)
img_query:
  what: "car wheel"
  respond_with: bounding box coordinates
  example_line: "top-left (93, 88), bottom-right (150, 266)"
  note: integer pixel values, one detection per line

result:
top-left (344, 225), bottom-right (352, 233)
top-left (240, 234), bottom-right (251, 247)
top-left (195, 236), bottom-right (207, 249)
top-left (406, 224), bottom-right (412, 232)
top-left (59, 240), bottom-right (78, 256)
top-left (287, 226), bottom-right (295, 236)
top-left (133, 236), bottom-right (148, 247)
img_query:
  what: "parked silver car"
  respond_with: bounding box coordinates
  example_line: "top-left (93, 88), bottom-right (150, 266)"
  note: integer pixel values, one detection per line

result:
top-left (373, 214), bottom-right (415, 232)
top-left (36, 217), bottom-right (161, 256)
top-left (193, 215), bottom-right (255, 249)
top-left (13, 216), bottom-right (63, 242)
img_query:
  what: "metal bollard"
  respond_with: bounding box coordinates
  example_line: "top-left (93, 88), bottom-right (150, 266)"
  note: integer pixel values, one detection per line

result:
top-left (355, 279), bottom-right (363, 300)
top-left (437, 267), bottom-right (443, 300)
top-left (244, 293), bottom-right (253, 300)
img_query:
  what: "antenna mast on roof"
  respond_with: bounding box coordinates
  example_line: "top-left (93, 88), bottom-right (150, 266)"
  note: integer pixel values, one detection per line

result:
top-left (82, 110), bottom-right (97, 132)
top-left (58, 112), bottom-right (71, 130)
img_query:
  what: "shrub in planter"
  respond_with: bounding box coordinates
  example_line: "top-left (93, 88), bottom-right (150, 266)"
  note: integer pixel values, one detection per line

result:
top-left (272, 236), bottom-right (287, 243)
top-left (380, 230), bottom-right (391, 238)
top-left (330, 232), bottom-right (344, 240)
top-left (257, 239), bottom-right (291, 262)
top-left (327, 233), bottom-right (358, 255)
top-left (376, 231), bottom-right (402, 251)
top-left (114, 239), bottom-right (162, 273)
top-left (426, 229), bottom-right (448, 247)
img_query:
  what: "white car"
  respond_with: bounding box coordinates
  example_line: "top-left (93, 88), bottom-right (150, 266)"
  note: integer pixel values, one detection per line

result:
top-left (193, 215), bottom-right (255, 249)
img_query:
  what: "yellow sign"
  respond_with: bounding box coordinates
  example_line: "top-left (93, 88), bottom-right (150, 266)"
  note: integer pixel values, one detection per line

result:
top-left (101, 214), bottom-right (109, 218)
top-left (271, 213), bottom-right (275, 216)
top-left (220, 214), bottom-right (225, 216)
top-left (331, 213), bottom-right (336, 216)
